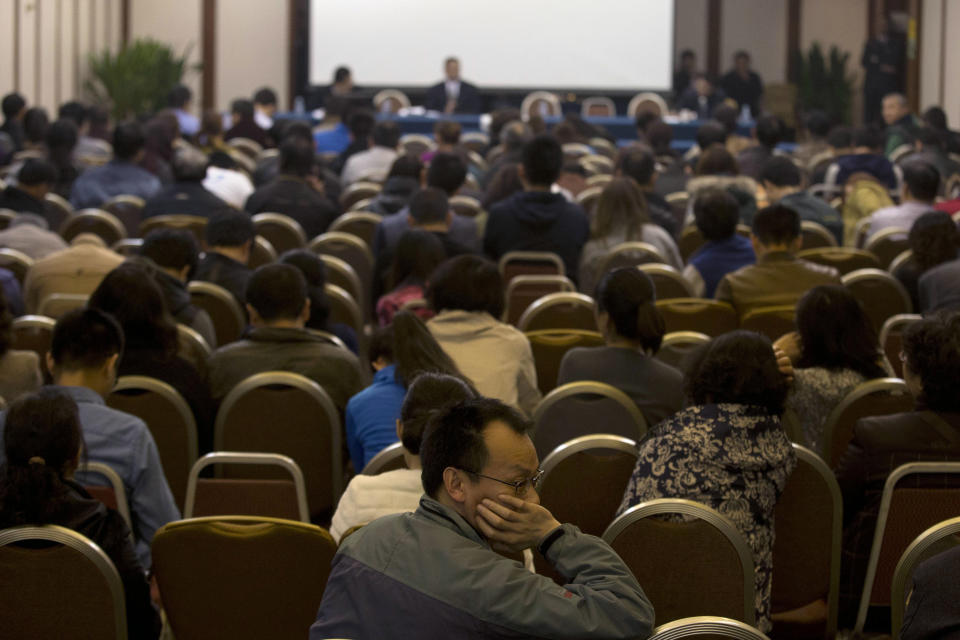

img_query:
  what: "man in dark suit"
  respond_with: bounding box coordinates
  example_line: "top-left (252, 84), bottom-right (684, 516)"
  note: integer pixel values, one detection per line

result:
top-left (676, 74), bottom-right (727, 120)
top-left (900, 545), bottom-right (960, 640)
top-left (424, 57), bottom-right (481, 114)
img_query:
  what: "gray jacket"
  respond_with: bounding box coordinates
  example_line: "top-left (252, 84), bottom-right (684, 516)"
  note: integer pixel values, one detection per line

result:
top-left (311, 496), bottom-right (655, 639)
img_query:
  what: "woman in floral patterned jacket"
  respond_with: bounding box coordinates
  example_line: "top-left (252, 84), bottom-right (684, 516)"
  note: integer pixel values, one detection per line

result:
top-left (618, 330), bottom-right (797, 632)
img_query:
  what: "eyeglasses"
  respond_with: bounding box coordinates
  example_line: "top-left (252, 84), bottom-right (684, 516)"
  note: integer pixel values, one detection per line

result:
top-left (464, 469), bottom-right (544, 497)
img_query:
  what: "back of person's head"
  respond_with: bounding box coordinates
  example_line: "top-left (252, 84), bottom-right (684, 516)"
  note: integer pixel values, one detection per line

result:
top-left (596, 268), bottom-right (664, 352)
top-left (369, 311), bottom-right (464, 388)
top-left (390, 229), bottom-right (446, 289)
top-left (593, 176), bottom-right (649, 239)
top-left (752, 204), bottom-right (800, 246)
top-left (500, 120), bottom-right (533, 152)
top-left (901, 158), bottom-right (940, 202)
top-left (426, 152), bottom-right (467, 195)
top-left (23, 108), bottom-right (49, 144)
top-left (409, 187), bottom-right (449, 225)
top-left (112, 121), bottom-right (146, 161)
top-left (88, 263), bottom-right (178, 355)
top-left (489, 109), bottom-right (522, 145)
top-left (521, 134), bottom-right (563, 186)
top-left (922, 106), bottom-right (948, 131)
top-left (420, 397), bottom-right (531, 497)
top-left (253, 87), bottom-right (277, 107)
top-left (387, 154), bottom-right (423, 180)
top-left (278, 121), bottom-right (313, 144)
top-left (1, 93), bottom-right (26, 120)
top-left (693, 187), bottom-right (741, 241)
top-left (17, 158), bottom-right (57, 187)
top-left (230, 99), bottom-right (254, 122)
top-left (399, 373), bottom-right (476, 455)
top-left (58, 101), bottom-right (88, 128)
top-left (616, 145), bottom-right (656, 186)
top-left (827, 125), bottom-right (853, 150)
top-left (646, 120), bottom-right (674, 155)
top-left (852, 126), bottom-right (883, 151)
top-left (804, 110), bottom-right (831, 139)
top-left (695, 120), bottom-right (728, 149)
top-left (908, 211), bottom-right (960, 271)
top-left (696, 143), bottom-right (739, 176)
top-left (795, 285), bottom-right (886, 379)
top-left (50, 308), bottom-right (124, 372)
top-left (434, 120), bottom-right (462, 145)
top-left (902, 311), bottom-right (960, 412)
top-left (755, 115), bottom-right (784, 149)
top-left (427, 255), bottom-right (503, 318)
top-left (167, 84), bottom-right (192, 109)
top-left (684, 330), bottom-right (788, 414)
top-left (759, 156), bottom-right (802, 188)
top-left (0, 388), bottom-right (85, 525)
top-left (46, 119), bottom-right (79, 157)
top-left (171, 145), bottom-right (209, 182)
top-left (205, 210), bottom-right (255, 248)
top-left (279, 136), bottom-right (315, 177)
top-left (246, 263), bottom-right (307, 322)
top-left (915, 126), bottom-right (945, 151)
top-left (372, 120), bottom-right (400, 148)
top-left (141, 228), bottom-right (200, 274)
top-left (88, 105), bottom-right (110, 137)
top-left (278, 249), bottom-right (330, 329)
top-left (324, 95), bottom-right (350, 120)
top-left (347, 109), bottom-right (376, 140)
top-left (551, 120), bottom-right (581, 146)
top-left (711, 103), bottom-right (739, 134)
top-left (333, 66), bottom-right (351, 84)
top-left (482, 163), bottom-right (522, 210)
top-left (201, 109), bottom-right (223, 138)
top-left (634, 110), bottom-right (659, 134)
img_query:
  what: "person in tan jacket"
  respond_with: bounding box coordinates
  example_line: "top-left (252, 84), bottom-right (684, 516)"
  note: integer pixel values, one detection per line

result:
top-left (715, 204), bottom-right (841, 320)
top-left (23, 233), bottom-right (124, 315)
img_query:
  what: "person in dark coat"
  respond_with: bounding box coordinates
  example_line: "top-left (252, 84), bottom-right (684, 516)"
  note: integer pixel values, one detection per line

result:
top-left (141, 146), bottom-right (233, 220)
top-left (423, 57), bottom-right (481, 114)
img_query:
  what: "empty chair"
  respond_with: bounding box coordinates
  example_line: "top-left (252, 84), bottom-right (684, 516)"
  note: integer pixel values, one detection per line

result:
top-left (864, 227), bottom-right (910, 269)
top-left (525, 329), bottom-right (604, 396)
top-left (252, 213), bottom-right (307, 253)
top-left (152, 516), bottom-right (337, 640)
top-left (801, 220), bottom-right (839, 249)
top-left (520, 91), bottom-right (562, 118)
top-left (498, 250), bottom-right (565, 285)
top-left (361, 442), bottom-right (406, 476)
top-left (655, 331), bottom-right (710, 369)
top-left (639, 263), bottom-right (695, 300)
top-left (373, 89), bottom-right (411, 113)
top-left (531, 381), bottom-right (647, 458)
top-left (37, 293), bottom-right (89, 319)
top-left (581, 96), bottom-right (616, 117)
top-left (842, 268), bottom-right (913, 333)
top-left (656, 298), bottom-right (739, 337)
top-left (890, 515), bottom-right (960, 634)
top-left (820, 378), bottom-right (914, 467)
top-left (647, 617), bottom-right (772, 640)
top-left (59, 209), bottom-right (126, 246)
top-left (102, 195), bottom-right (145, 237)
top-left (739, 305), bottom-right (796, 341)
top-left (879, 314), bottom-right (921, 378)
top-left (503, 274), bottom-right (575, 326)
top-left (187, 281), bottom-right (246, 346)
top-left (627, 92), bottom-right (669, 118)
top-left (517, 292), bottom-right (596, 332)
top-left (184, 452), bottom-right (309, 522)
top-left (797, 247), bottom-right (881, 275)
top-left (139, 215), bottom-right (207, 248)
top-left (603, 499), bottom-right (756, 625)
top-left (339, 181), bottom-right (382, 211)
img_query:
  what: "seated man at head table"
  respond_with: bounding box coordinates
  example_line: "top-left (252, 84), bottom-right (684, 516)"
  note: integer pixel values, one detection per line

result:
top-left (423, 56), bottom-right (482, 115)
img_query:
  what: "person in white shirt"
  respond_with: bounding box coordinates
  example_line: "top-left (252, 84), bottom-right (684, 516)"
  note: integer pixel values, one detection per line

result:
top-left (203, 155), bottom-right (255, 209)
top-left (340, 120), bottom-right (400, 185)
top-left (329, 372), bottom-right (476, 543)
top-left (252, 87), bottom-right (278, 131)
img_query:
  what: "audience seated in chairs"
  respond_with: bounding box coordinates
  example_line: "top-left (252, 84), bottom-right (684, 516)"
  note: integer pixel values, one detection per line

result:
top-left (23, 232), bottom-right (123, 314)
top-left (715, 204), bottom-right (841, 320)
top-left (365, 155), bottom-right (422, 216)
top-left (0, 388), bottom-right (161, 639)
top-left (835, 311), bottom-right (960, 624)
top-left (892, 211), bottom-right (959, 311)
top-left (69, 121), bottom-right (161, 209)
top-left (141, 145), bottom-right (232, 220)
top-left (253, 120), bottom-right (344, 205)
top-left (376, 229), bottom-right (445, 327)
top-left (830, 126), bottom-right (899, 193)
top-left (900, 543), bottom-right (960, 640)
top-left (913, 126), bottom-right (960, 183)
top-left (88, 262), bottom-right (214, 451)
top-left (482, 119), bottom-right (532, 190)
top-left (207, 263), bottom-right (363, 410)
top-left (687, 143), bottom-right (759, 226)
top-left (777, 285), bottom-right (891, 451)
top-left (761, 156), bottom-right (844, 245)
top-left (618, 330), bottom-right (796, 633)
top-left (311, 396), bottom-right (655, 640)
top-left (615, 145), bottom-right (680, 237)
top-left (0, 158), bottom-right (54, 216)
top-left (558, 268), bottom-right (682, 426)
top-left (341, 120), bottom-right (400, 186)
top-left (346, 312), bottom-right (466, 472)
top-left (223, 98), bottom-right (267, 147)
top-left (865, 157), bottom-right (940, 242)
top-left (279, 249), bottom-right (359, 353)
top-left (194, 210), bottom-right (254, 307)
top-left (332, 373), bottom-right (475, 542)
top-left (736, 115), bottom-right (784, 181)
top-left (578, 177), bottom-right (682, 295)
top-left (45, 119), bottom-right (79, 199)
top-left (683, 188), bottom-right (756, 298)
top-left (202, 150), bottom-right (255, 209)
top-left (0, 212), bottom-right (67, 260)
top-left (0, 288), bottom-right (41, 402)
top-left (426, 255), bottom-right (540, 415)
top-left (0, 91), bottom-right (27, 155)
top-left (484, 134), bottom-right (589, 281)
top-left (312, 95), bottom-right (352, 154)
top-left (330, 109), bottom-right (375, 177)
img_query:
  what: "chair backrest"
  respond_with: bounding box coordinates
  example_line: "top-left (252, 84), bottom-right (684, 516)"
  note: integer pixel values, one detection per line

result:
top-left (38, 293), bottom-right (89, 319)
top-left (581, 96), bottom-right (617, 117)
top-left (602, 498), bottom-right (756, 625)
top-left (771, 444), bottom-right (842, 638)
top-left (879, 314), bottom-right (921, 379)
top-left (525, 329), bottom-right (606, 397)
top-left (77, 461), bottom-right (133, 531)
top-left (0, 524), bottom-right (127, 639)
top-left (247, 236), bottom-right (276, 270)
top-left (0, 247), bottom-right (33, 285)
top-left (101, 195), bottom-right (145, 237)
top-left (578, 154), bottom-right (615, 176)
top-left (338, 181), bottom-right (383, 210)
top-left (517, 292), bottom-right (596, 332)
top-left (561, 143), bottom-right (593, 160)
top-left (187, 280), bottom-right (247, 345)
top-left (520, 91), bottom-right (562, 118)
top-left (797, 247), bottom-right (881, 275)
top-left (252, 213), bottom-right (307, 253)
top-left (361, 442), bottom-right (407, 476)
top-left (139, 215), bottom-right (208, 247)
top-left (656, 331), bottom-right (711, 370)
top-left (373, 90), bottom-right (410, 113)
top-left (647, 616), bottom-right (772, 640)
top-left (842, 268), bottom-right (913, 333)
top-left (324, 283), bottom-right (363, 336)
top-left (597, 242), bottom-right (668, 277)
top-left (627, 92), bottom-right (669, 118)
top-left (532, 381), bottom-right (647, 458)
top-left (43, 192), bottom-right (74, 230)
top-left (318, 254), bottom-right (364, 308)
top-left (821, 378), bottom-right (914, 467)
top-left (498, 250), bottom-right (565, 285)
top-left (800, 220), bottom-right (839, 249)
top-left (328, 211), bottom-right (381, 249)
top-left (152, 516), bottom-right (336, 640)
top-left (184, 452), bottom-right (309, 522)
top-left (864, 227), bottom-right (911, 269)
top-left (503, 274), bottom-right (576, 326)
top-left (111, 238), bottom-right (143, 257)
top-left (227, 137), bottom-right (263, 159)
top-left (854, 462), bottom-right (960, 634)
top-left (655, 298), bottom-right (738, 336)
top-left (739, 305), bottom-right (797, 341)
top-left (11, 314), bottom-right (56, 382)
top-left (176, 323), bottom-right (213, 373)
top-left (449, 195), bottom-right (482, 218)
top-left (638, 263), bottom-right (695, 300)
top-left (887, 249), bottom-right (914, 276)
top-left (309, 232), bottom-right (374, 319)
top-left (398, 133), bottom-right (436, 157)
top-left (890, 515), bottom-right (960, 634)
top-left (214, 372), bottom-right (343, 518)
top-left (575, 185), bottom-right (603, 213)
top-left (586, 173), bottom-right (613, 189)
top-left (539, 434), bottom-right (638, 537)
top-left (106, 376), bottom-right (199, 510)
top-left (59, 209), bottom-right (126, 246)
top-left (460, 131), bottom-right (489, 155)
top-left (589, 137), bottom-right (618, 159)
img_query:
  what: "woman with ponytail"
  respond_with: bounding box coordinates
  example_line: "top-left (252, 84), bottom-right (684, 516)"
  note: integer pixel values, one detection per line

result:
top-left (557, 267), bottom-right (684, 427)
top-left (0, 388), bottom-right (161, 639)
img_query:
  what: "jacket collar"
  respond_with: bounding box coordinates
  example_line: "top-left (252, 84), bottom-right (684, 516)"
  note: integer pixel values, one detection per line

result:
top-left (246, 326), bottom-right (326, 344)
top-left (51, 384), bottom-right (104, 406)
top-left (417, 495), bottom-right (488, 548)
top-left (757, 250), bottom-right (796, 265)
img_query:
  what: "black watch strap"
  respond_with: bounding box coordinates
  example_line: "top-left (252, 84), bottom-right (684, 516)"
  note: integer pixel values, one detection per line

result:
top-left (537, 526), bottom-right (565, 556)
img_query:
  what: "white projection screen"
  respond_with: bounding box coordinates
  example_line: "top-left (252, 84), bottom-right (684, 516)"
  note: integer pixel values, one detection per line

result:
top-left (309, 0), bottom-right (675, 91)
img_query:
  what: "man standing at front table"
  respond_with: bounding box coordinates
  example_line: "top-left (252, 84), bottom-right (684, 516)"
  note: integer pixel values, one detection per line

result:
top-left (424, 57), bottom-right (482, 114)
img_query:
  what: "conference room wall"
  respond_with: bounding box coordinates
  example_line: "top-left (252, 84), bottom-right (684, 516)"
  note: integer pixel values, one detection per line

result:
top-left (920, 0), bottom-right (960, 122)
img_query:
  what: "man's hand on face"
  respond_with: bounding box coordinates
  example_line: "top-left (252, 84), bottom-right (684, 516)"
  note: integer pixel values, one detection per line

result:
top-left (475, 494), bottom-right (561, 552)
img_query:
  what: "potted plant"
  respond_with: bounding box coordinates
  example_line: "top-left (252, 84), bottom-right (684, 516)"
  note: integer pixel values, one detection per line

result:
top-left (794, 42), bottom-right (855, 126)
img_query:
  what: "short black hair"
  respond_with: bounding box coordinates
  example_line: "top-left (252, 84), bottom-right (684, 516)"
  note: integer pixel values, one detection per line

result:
top-left (646, 120), bottom-right (673, 154)
top-left (420, 397), bottom-right (530, 497)
top-left (685, 330), bottom-right (788, 414)
top-left (426, 152), bottom-right (467, 195)
top-left (279, 136), bottom-right (315, 177)
top-left (372, 120), bottom-right (401, 148)
top-left (112, 121), bottom-right (146, 161)
top-left (521, 134), bottom-right (563, 186)
top-left (279, 121), bottom-right (313, 144)
top-left (596, 268), bottom-right (664, 353)
top-left (755, 115), bottom-right (784, 149)
top-left (333, 66), bottom-right (351, 83)
top-left (915, 127), bottom-right (945, 150)
top-left (827, 126), bottom-right (853, 149)
top-left (23, 108), bottom-right (50, 144)
top-left (852, 126), bottom-right (883, 150)
top-left (901, 158), bottom-right (940, 202)
top-left (387, 154), bottom-right (423, 180)
top-left (400, 373), bottom-right (476, 455)
top-left (231, 99), bottom-right (254, 121)
top-left (58, 101), bottom-right (89, 127)
top-left (693, 187), bottom-right (741, 241)
top-left (167, 84), bottom-right (192, 109)
top-left (246, 263), bottom-right (307, 322)
top-left (680, 49), bottom-right (696, 60)
top-left (696, 143), bottom-right (739, 176)
top-left (759, 156), bottom-right (802, 188)
top-left (141, 228), bottom-right (200, 273)
top-left (1, 93), bottom-right (26, 119)
top-left (50, 308), bottom-right (124, 372)
top-left (902, 311), bottom-right (960, 412)
top-left (908, 211), bottom-right (960, 271)
top-left (253, 87), bottom-right (277, 106)
top-left (205, 210), bottom-right (255, 247)
top-left (696, 120), bottom-right (729, 149)
top-left (427, 255), bottom-right (504, 319)
top-left (17, 158), bottom-right (57, 186)
top-left (804, 109), bottom-right (831, 138)
top-left (752, 204), bottom-right (800, 245)
top-left (347, 109), bottom-right (376, 139)
top-left (46, 119), bottom-right (78, 154)
top-left (324, 95), bottom-right (350, 120)
top-left (409, 187), bottom-right (449, 225)
top-left (390, 230), bottom-right (446, 290)
top-left (617, 145), bottom-right (656, 186)
top-left (711, 103), bottom-right (738, 134)
top-left (922, 107), bottom-right (948, 131)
